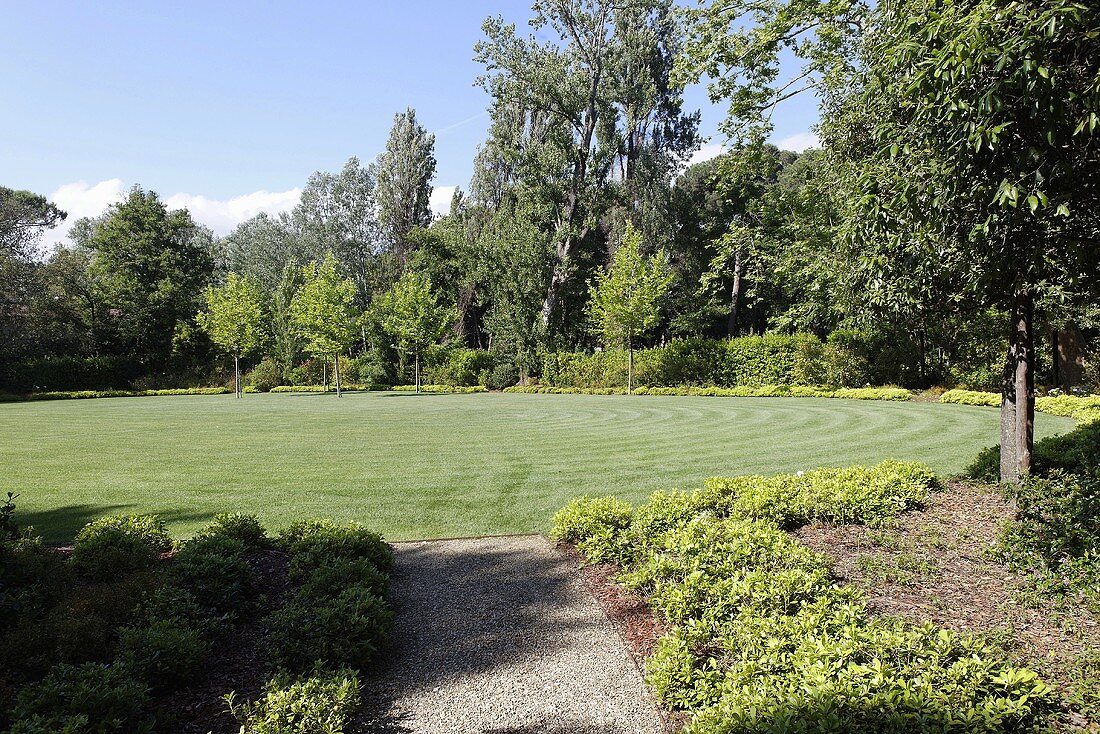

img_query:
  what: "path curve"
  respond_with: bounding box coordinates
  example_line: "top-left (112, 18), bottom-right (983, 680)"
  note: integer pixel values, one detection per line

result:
top-left (361, 535), bottom-right (664, 734)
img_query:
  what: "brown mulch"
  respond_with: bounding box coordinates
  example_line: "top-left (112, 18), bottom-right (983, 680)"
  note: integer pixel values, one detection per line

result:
top-left (793, 480), bottom-right (1099, 732)
top-left (157, 548), bottom-right (291, 734)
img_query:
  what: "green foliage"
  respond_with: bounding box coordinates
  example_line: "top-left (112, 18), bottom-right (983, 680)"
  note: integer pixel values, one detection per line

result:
top-left (551, 497), bottom-right (633, 545)
top-left (10, 662), bottom-right (151, 734)
top-left (225, 667), bottom-right (360, 734)
top-left (373, 270), bottom-right (456, 389)
top-left (587, 223), bottom-right (674, 351)
top-left (553, 461), bottom-right (1053, 732)
top-left (967, 420), bottom-right (1100, 482)
top-left (940, 389), bottom-right (1001, 407)
top-left (168, 535), bottom-right (258, 618)
top-left (115, 619), bottom-right (209, 688)
top-left (2, 574), bottom-right (157, 678)
top-left (376, 108), bottom-right (436, 250)
top-left (425, 348), bottom-right (497, 387)
top-left (264, 586), bottom-right (393, 673)
top-left (998, 472), bottom-right (1100, 613)
top-left (196, 272), bottom-right (268, 358)
top-left (390, 384), bottom-right (487, 393)
top-left (0, 532), bottom-right (70, 618)
top-left (288, 254), bottom-right (359, 360)
top-left (277, 519), bottom-right (393, 573)
top-left (192, 512), bottom-right (268, 549)
top-left (247, 357), bottom-right (283, 392)
top-left (703, 461), bottom-right (938, 529)
top-left (506, 384), bottom-right (913, 401)
top-left (289, 557), bottom-right (389, 600)
top-left (69, 515), bottom-right (172, 580)
top-left (540, 334), bottom-right (910, 390)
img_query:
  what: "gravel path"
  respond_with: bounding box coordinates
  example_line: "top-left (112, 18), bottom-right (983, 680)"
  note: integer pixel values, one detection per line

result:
top-left (361, 535), bottom-right (665, 734)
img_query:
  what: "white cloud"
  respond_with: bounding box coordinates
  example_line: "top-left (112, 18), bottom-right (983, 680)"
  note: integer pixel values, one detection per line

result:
top-left (163, 188), bottom-right (301, 236)
top-left (776, 131), bottom-right (820, 152)
top-left (430, 185), bottom-right (457, 217)
top-left (41, 180), bottom-right (300, 250)
top-left (688, 143), bottom-right (725, 166)
top-left (44, 179), bottom-right (126, 248)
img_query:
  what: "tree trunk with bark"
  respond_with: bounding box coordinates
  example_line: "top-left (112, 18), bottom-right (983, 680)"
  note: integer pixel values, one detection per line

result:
top-left (234, 354), bottom-right (241, 398)
top-left (999, 291), bottom-right (1035, 483)
top-left (627, 336), bottom-right (634, 395)
top-left (334, 354), bottom-right (342, 398)
top-left (727, 249), bottom-right (743, 337)
top-left (414, 352), bottom-right (421, 393)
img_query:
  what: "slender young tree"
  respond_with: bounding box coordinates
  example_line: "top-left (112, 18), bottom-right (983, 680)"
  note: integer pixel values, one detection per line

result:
top-left (374, 271), bottom-right (456, 393)
top-left (587, 222), bottom-right (674, 394)
top-left (289, 254), bottom-right (359, 397)
top-left (196, 273), bottom-right (268, 397)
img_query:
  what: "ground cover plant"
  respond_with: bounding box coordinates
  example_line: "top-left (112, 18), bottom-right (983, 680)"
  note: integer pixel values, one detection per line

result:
top-left (0, 392), bottom-right (1072, 542)
top-left (0, 504), bottom-right (394, 734)
top-left (553, 461), bottom-right (1059, 733)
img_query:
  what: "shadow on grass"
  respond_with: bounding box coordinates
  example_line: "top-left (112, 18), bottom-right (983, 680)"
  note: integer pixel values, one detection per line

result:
top-left (17, 503), bottom-right (219, 544)
top-left (359, 538), bottom-right (652, 733)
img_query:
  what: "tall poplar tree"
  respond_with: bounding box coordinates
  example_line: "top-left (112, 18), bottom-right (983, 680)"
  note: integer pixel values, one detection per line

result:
top-left (375, 109), bottom-right (436, 263)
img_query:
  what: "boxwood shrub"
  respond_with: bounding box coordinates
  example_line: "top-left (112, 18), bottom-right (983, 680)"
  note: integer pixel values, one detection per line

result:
top-left (277, 519), bottom-right (393, 573)
top-left (69, 515), bottom-right (172, 580)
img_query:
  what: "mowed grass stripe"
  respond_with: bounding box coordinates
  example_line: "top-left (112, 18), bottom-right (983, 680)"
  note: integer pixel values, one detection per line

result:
top-left (0, 392), bottom-right (1072, 542)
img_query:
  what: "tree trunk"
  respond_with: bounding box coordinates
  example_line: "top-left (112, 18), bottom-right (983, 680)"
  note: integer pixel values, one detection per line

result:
top-left (999, 291), bottom-right (1035, 483)
top-left (727, 249), bottom-right (743, 337)
top-left (627, 336), bottom-right (634, 395)
top-left (334, 355), bottom-right (342, 397)
top-left (415, 352), bottom-right (420, 393)
top-left (323, 361), bottom-right (328, 392)
top-left (234, 354), bottom-right (241, 398)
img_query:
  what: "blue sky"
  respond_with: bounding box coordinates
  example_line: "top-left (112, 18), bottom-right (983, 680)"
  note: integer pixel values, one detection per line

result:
top-left (2, 1), bottom-right (820, 245)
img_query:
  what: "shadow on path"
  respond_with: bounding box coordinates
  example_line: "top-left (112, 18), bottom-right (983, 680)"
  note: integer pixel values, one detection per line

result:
top-left (359, 536), bottom-right (661, 734)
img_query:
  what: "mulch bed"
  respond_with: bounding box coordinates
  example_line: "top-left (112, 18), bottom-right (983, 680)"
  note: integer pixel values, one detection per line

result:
top-left (793, 480), bottom-right (1099, 733)
top-left (570, 481), bottom-right (1099, 733)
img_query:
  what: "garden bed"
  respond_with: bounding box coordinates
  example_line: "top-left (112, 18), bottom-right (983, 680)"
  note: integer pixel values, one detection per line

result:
top-left (0, 509), bottom-right (395, 733)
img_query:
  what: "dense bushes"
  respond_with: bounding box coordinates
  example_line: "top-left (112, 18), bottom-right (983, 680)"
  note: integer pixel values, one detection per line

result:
top-left (999, 472), bottom-right (1100, 613)
top-left (69, 515), bottom-right (172, 580)
top-left (265, 520), bottom-right (394, 674)
top-left (505, 384), bottom-right (912, 400)
top-left (9, 662), bottom-right (151, 734)
top-left (552, 462), bottom-right (1053, 732)
top-left (541, 333), bottom-right (923, 390)
top-left (0, 508), bottom-right (393, 734)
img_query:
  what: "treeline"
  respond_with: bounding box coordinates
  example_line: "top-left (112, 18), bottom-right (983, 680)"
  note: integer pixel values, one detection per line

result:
top-left (2, 0), bottom-right (1098, 404)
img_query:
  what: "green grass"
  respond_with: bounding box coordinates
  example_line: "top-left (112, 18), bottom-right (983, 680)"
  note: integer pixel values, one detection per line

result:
top-left (0, 392), bottom-right (1072, 542)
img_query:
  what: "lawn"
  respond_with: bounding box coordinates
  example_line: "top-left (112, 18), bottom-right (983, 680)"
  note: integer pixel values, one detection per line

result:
top-left (0, 391), bottom-right (1072, 542)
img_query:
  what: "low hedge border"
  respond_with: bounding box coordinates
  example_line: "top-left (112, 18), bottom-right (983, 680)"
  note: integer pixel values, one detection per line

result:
top-left (941, 389), bottom-right (1100, 424)
top-left (552, 461), bottom-right (1054, 733)
top-left (0, 387), bottom-right (236, 402)
top-left (505, 384), bottom-right (913, 401)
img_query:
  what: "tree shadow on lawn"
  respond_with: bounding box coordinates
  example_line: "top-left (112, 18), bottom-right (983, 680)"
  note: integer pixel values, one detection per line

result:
top-left (18, 503), bottom-right (219, 544)
top-left (359, 537), bottom-right (649, 733)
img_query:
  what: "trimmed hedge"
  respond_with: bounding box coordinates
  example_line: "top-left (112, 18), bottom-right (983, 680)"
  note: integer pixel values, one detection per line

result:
top-left (540, 333), bottom-right (912, 390)
top-left (942, 389), bottom-right (1100, 424)
top-left (505, 384), bottom-right (912, 401)
top-left (552, 462), bottom-right (1054, 733)
top-left (0, 387), bottom-right (234, 402)
top-left (391, 384), bottom-right (488, 393)
top-left (269, 383), bottom-right (391, 393)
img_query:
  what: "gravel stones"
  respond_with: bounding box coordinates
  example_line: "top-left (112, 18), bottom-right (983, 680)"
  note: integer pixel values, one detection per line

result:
top-left (361, 535), bottom-right (664, 734)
